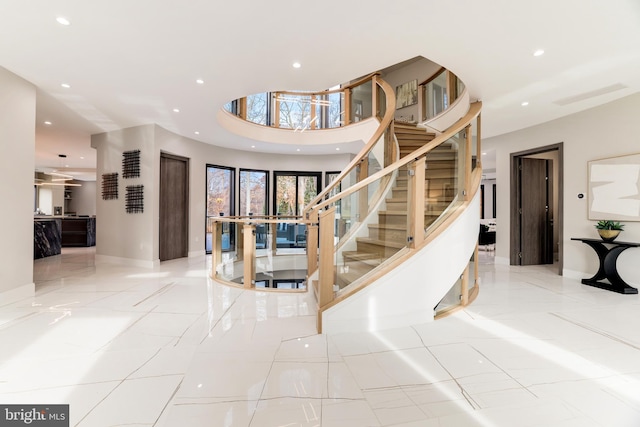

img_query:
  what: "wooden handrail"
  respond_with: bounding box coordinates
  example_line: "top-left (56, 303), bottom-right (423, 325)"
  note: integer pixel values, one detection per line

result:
top-left (419, 67), bottom-right (446, 86)
top-left (311, 101), bottom-right (482, 213)
top-left (276, 72), bottom-right (379, 97)
top-left (303, 77), bottom-right (397, 216)
top-left (208, 215), bottom-right (309, 224)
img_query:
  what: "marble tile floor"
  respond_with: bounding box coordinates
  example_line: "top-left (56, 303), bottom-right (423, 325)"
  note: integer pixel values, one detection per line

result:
top-left (1, 248), bottom-right (640, 426)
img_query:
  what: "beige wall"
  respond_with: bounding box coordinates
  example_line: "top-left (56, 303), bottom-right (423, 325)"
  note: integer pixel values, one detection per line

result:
top-left (484, 93), bottom-right (640, 283)
top-left (0, 67), bottom-right (36, 301)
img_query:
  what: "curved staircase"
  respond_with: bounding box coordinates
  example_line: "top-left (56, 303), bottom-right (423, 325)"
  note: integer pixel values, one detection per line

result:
top-left (337, 123), bottom-right (458, 288)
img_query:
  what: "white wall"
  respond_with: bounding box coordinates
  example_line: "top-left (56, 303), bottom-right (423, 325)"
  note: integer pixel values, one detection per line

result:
top-left (484, 93), bottom-right (640, 284)
top-left (92, 125), bottom-right (157, 266)
top-left (68, 181), bottom-right (97, 216)
top-left (0, 66), bottom-right (35, 302)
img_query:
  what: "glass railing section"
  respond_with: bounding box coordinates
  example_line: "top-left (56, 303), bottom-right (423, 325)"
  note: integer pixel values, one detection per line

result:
top-left (209, 217), bottom-right (310, 291)
top-left (434, 274), bottom-right (462, 315)
top-left (275, 93), bottom-right (313, 130)
top-left (314, 121), bottom-right (395, 232)
top-left (421, 69), bottom-right (448, 120)
top-left (434, 252), bottom-right (475, 317)
top-left (246, 92), bottom-right (269, 125)
top-left (349, 79), bottom-right (373, 124)
top-left (316, 91), bottom-right (344, 129)
top-left (332, 171), bottom-right (403, 291)
top-left (469, 115), bottom-right (481, 172)
top-left (377, 81), bottom-right (387, 119)
top-left (424, 130), bottom-right (466, 235)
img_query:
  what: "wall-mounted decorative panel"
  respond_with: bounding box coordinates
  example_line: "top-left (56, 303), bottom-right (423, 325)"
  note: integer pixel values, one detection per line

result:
top-left (588, 153), bottom-right (640, 221)
top-left (101, 173), bottom-right (118, 200)
top-left (125, 185), bottom-right (144, 214)
top-left (122, 149), bottom-right (141, 178)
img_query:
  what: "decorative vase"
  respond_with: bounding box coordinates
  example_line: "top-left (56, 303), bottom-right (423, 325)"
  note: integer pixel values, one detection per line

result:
top-left (598, 229), bottom-right (621, 242)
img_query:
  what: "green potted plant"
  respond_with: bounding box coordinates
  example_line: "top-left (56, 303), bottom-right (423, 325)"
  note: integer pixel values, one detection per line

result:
top-left (595, 220), bottom-right (624, 242)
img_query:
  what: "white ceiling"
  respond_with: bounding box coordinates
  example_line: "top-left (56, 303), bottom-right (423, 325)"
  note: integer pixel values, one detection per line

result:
top-left (1, 0), bottom-right (639, 180)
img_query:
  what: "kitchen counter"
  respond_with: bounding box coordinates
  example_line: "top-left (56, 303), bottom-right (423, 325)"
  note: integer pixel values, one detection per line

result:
top-left (34, 217), bottom-right (62, 259)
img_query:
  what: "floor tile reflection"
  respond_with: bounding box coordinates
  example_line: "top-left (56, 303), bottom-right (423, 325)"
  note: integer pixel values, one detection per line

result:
top-left (0, 248), bottom-right (637, 425)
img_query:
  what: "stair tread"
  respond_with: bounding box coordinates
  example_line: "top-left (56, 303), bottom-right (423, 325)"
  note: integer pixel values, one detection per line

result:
top-left (367, 224), bottom-right (407, 230)
top-left (356, 237), bottom-right (406, 248)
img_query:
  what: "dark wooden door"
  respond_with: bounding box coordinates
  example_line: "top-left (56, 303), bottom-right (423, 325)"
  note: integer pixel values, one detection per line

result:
top-left (160, 153), bottom-right (189, 261)
top-left (519, 157), bottom-right (553, 265)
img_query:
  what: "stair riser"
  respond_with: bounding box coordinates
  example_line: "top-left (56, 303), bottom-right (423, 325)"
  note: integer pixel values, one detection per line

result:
top-left (355, 241), bottom-right (403, 257)
top-left (377, 213), bottom-right (408, 226)
top-left (368, 227), bottom-right (406, 242)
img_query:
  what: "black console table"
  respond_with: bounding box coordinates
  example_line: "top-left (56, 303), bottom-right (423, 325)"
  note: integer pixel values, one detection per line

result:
top-left (571, 238), bottom-right (639, 294)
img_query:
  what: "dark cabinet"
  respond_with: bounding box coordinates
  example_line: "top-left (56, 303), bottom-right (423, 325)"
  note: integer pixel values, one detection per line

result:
top-left (62, 217), bottom-right (96, 247)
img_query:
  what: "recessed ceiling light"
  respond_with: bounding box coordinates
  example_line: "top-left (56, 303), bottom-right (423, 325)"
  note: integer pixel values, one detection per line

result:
top-left (336, 147), bottom-right (340, 151)
top-left (80, 156), bottom-right (85, 159)
top-left (56, 16), bottom-right (71, 26)
top-left (521, 101), bottom-right (529, 106)
top-left (292, 62), bottom-right (301, 69)
top-left (251, 145), bottom-right (256, 149)
top-left (194, 131), bottom-right (200, 135)
top-left (196, 79), bottom-right (204, 85)
top-left (61, 83), bottom-right (71, 88)
top-left (44, 121), bottom-right (52, 125)
top-left (173, 108), bottom-right (180, 113)
top-left (533, 49), bottom-right (545, 57)
top-left (482, 152), bottom-right (487, 155)
top-left (296, 148), bottom-right (301, 152)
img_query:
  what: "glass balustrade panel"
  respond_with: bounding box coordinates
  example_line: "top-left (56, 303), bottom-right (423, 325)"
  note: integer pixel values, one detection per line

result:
top-left (469, 119), bottom-right (480, 172)
top-left (424, 70), bottom-right (448, 120)
top-left (377, 82), bottom-right (387, 119)
top-left (350, 80), bottom-right (373, 124)
top-left (277, 94), bottom-right (312, 130)
top-left (434, 274), bottom-right (462, 315)
top-left (246, 93), bottom-right (269, 125)
top-left (316, 92), bottom-right (344, 129)
top-left (333, 171), bottom-right (405, 291)
top-left (424, 131), bottom-right (466, 235)
top-left (210, 221), bottom-right (309, 290)
top-left (214, 222), bottom-right (239, 282)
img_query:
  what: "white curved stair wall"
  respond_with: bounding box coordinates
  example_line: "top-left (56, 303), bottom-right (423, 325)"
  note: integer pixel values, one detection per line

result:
top-left (322, 191), bottom-right (480, 334)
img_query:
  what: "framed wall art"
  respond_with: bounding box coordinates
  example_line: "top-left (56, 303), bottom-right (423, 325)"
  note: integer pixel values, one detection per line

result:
top-left (588, 153), bottom-right (640, 221)
top-left (395, 79), bottom-right (418, 109)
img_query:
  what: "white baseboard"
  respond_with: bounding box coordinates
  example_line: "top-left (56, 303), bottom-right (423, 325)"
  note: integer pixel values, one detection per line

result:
top-left (494, 256), bottom-right (510, 265)
top-left (95, 254), bottom-right (160, 269)
top-left (0, 282), bottom-right (35, 306)
top-left (563, 269), bottom-right (588, 280)
top-left (188, 250), bottom-right (206, 258)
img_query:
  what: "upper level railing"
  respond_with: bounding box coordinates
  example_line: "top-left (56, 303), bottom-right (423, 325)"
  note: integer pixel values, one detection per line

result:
top-left (419, 67), bottom-right (466, 122)
top-left (224, 73), bottom-right (383, 130)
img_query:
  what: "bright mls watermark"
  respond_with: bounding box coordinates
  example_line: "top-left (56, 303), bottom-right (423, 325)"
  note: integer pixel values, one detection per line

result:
top-left (0, 405), bottom-right (69, 426)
